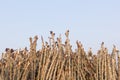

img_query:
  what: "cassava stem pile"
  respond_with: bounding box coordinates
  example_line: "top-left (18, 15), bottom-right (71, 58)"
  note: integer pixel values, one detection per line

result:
top-left (0, 30), bottom-right (119, 80)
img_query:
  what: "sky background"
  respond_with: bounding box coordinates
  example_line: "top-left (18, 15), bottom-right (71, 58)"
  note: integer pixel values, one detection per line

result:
top-left (0, 0), bottom-right (120, 53)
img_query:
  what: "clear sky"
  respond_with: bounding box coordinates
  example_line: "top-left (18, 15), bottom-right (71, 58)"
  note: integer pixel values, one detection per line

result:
top-left (0, 0), bottom-right (120, 53)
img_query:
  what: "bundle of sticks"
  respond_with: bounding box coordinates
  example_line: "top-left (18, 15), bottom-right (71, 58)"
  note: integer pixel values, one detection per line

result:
top-left (0, 30), bottom-right (120, 80)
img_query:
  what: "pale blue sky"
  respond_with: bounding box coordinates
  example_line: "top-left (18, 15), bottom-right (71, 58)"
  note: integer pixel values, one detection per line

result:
top-left (0, 0), bottom-right (120, 53)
